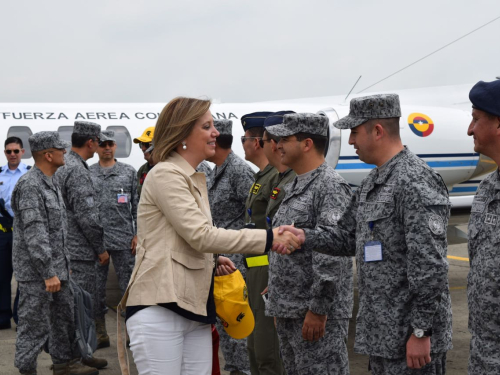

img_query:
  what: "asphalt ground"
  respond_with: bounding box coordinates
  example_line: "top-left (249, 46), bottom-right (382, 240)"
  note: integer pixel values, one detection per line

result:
top-left (0, 208), bottom-right (472, 375)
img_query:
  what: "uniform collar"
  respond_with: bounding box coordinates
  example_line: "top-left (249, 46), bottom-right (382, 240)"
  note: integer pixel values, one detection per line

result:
top-left (373, 146), bottom-right (409, 185)
top-left (255, 163), bottom-right (275, 179)
top-left (31, 165), bottom-right (57, 191)
top-left (214, 150), bottom-right (236, 178)
top-left (287, 162), bottom-right (327, 196)
top-left (69, 150), bottom-right (89, 170)
top-left (1, 162), bottom-right (28, 174)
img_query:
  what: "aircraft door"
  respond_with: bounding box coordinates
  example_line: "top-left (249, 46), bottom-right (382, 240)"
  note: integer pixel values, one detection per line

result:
top-left (317, 108), bottom-right (341, 168)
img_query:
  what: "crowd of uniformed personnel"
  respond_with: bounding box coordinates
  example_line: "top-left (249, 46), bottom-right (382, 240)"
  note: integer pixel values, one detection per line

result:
top-left (0, 79), bottom-right (499, 375)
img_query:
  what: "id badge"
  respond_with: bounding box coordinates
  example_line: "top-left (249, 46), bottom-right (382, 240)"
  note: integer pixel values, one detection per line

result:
top-left (117, 194), bottom-right (129, 204)
top-left (364, 240), bottom-right (383, 262)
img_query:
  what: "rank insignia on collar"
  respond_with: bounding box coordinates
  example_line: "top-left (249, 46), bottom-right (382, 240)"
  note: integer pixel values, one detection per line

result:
top-left (270, 188), bottom-right (281, 200)
top-left (252, 183), bottom-right (262, 195)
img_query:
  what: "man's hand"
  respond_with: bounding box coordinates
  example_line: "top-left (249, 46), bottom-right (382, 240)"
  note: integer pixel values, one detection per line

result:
top-left (406, 334), bottom-right (431, 369)
top-left (45, 276), bottom-right (61, 293)
top-left (272, 226), bottom-right (305, 254)
top-left (98, 251), bottom-right (110, 266)
top-left (216, 256), bottom-right (237, 276)
top-left (302, 310), bottom-right (327, 342)
top-left (271, 227), bottom-right (301, 255)
top-left (130, 235), bottom-right (138, 255)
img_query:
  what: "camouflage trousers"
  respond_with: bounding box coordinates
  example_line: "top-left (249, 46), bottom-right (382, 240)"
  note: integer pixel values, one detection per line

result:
top-left (215, 319), bottom-right (251, 374)
top-left (369, 352), bottom-right (447, 375)
top-left (15, 280), bottom-right (75, 373)
top-left (71, 260), bottom-right (98, 319)
top-left (96, 249), bottom-right (134, 319)
top-left (275, 317), bottom-right (349, 375)
top-left (468, 333), bottom-right (500, 374)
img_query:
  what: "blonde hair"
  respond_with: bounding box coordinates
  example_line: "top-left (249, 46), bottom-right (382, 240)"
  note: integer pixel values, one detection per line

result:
top-left (153, 97), bottom-right (211, 163)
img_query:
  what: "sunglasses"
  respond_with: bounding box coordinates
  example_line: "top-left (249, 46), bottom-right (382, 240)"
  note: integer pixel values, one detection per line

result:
top-left (240, 137), bottom-right (261, 144)
top-left (5, 149), bottom-right (21, 154)
top-left (99, 141), bottom-right (115, 148)
top-left (139, 142), bottom-right (151, 149)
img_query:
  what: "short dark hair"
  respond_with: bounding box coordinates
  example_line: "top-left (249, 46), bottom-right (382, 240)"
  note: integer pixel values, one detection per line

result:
top-left (216, 134), bottom-right (233, 149)
top-left (5, 136), bottom-right (23, 149)
top-left (264, 130), bottom-right (280, 143)
top-left (366, 117), bottom-right (400, 137)
top-left (295, 132), bottom-right (327, 155)
top-left (246, 127), bottom-right (265, 138)
top-left (72, 133), bottom-right (96, 148)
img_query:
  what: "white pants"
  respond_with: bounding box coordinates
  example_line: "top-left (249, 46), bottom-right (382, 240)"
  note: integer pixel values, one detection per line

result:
top-left (126, 306), bottom-right (213, 375)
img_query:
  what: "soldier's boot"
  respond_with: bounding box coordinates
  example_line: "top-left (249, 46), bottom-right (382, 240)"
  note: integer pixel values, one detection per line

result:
top-left (95, 318), bottom-right (110, 349)
top-left (19, 370), bottom-right (37, 375)
top-left (52, 359), bottom-right (98, 375)
top-left (82, 356), bottom-right (108, 369)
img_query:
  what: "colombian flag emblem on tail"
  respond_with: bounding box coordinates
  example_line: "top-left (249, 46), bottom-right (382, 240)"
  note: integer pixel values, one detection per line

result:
top-left (408, 113), bottom-right (434, 137)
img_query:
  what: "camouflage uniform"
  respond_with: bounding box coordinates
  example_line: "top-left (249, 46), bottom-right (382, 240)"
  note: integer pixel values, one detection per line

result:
top-left (55, 150), bottom-right (105, 318)
top-left (12, 161), bottom-right (75, 372)
top-left (267, 163), bottom-right (353, 375)
top-left (197, 161), bottom-right (212, 187)
top-left (137, 161), bottom-right (153, 197)
top-left (467, 169), bottom-right (500, 374)
top-left (90, 160), bottom-right (138, 319)
top-left (319, 148), bottom-right (452, 372)
top-left (208, 150), bottom-right (254, 374)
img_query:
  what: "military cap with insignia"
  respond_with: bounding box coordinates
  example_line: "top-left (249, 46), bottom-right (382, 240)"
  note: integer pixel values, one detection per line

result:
top-left (214, 119), bottom-right (232, 135)
top-left (241, 112), bottom-right (274, 131)
top-left (72, 121), bottom-right (108, 141)
top-left (101, 130), bottom-right (116, 143)
top-left (333, 94), bottom-right (401, 130)
top-left (29, 131), bottom-right (71, 152)
top-left (469, 80), bottom-right (500, 117)
top-left (266, 113), bottom-right (329, 137)
top-left (263, 111), bottom-right (296, 128)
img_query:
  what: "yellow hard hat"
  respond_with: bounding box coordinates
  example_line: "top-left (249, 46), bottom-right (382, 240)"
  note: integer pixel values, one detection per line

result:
top-left (214, 270), bottom-right (255, 339)
top-left (133, 127), bottom-right (155, 144)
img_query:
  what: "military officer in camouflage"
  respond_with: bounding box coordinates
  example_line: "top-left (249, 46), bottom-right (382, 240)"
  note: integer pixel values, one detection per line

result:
top-left (90, 130), bottom-right (139, 349)
top-left (265, 113), bottom-right (353, 375)
top-left (241, 112), bottom-right (284, 375)
top-left (466, 80), bottom-right (500, 375)
top-left (206, 119), bottom-right (254, 375)
top-left (262, 111), bottom-right (297, 224)
top-left (55, 122), bottom-right (109, 322)
top-left (197, 160), bottom-right (212, 186)
top-left (279, 94), bottom-right (452, 374)
top-left (133, 126), bottom-right (155, 196)
top-left (12, 132), bottom-right (98, 375)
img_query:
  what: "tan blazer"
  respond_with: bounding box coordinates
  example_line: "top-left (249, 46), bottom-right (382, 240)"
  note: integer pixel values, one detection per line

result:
top-left (120, 152), bottom-right (266, 316)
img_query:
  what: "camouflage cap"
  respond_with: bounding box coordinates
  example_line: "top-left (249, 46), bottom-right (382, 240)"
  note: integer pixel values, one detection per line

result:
top-left (73, 121), bottom-right (108, 141)
top-left (214, 119), bottom-right (232, 135)
top-left (333, 94), bottom-right (401, 130)
top-left (29, 131), bottom-right (71, 152)
top-left (101, 130), bottom-right (116, 143)
top-left (266, 113), bottom-right (329, 137)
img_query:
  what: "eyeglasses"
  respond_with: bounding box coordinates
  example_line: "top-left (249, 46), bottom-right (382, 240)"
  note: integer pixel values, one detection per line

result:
top-left (5, 149), bottom-right (21, 154)
top-left (259, 138), bottom-right (273, 148)
top-left (241, 137), bottom-right (261, 144)
top-left (99, 141), bottom-right (115, 148)
top-left (139, 142), bottom-right (151, 149)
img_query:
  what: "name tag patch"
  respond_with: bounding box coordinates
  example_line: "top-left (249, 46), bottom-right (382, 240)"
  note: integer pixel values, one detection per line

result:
top-left (471, 196), bottom-right (486, 213)
top-left (251, 183), bottom-right (261, 195)
top-left (364, 241), bottom-right (383, 262)
top-left (117, 194), bottom-right (129, 204)
top-left (377, 185), bottom-right (394, 203)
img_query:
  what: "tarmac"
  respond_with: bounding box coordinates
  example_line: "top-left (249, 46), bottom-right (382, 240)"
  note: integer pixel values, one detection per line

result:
top-left (0, 208), bottom-right (472, 375)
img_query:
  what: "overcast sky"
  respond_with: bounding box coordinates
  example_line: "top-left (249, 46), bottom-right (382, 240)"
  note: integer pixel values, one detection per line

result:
top-left (1, 0), bottom-right (499, 103)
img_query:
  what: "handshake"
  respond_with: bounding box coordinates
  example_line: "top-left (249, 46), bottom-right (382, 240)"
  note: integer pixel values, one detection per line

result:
top-left (271, 226), bottom-right (306, 255)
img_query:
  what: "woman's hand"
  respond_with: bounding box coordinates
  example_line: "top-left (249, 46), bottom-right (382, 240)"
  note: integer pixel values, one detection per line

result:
top-left (216, 255), bottom-right (237, 276)
top-left (271, 228), bottom-right (302, 255)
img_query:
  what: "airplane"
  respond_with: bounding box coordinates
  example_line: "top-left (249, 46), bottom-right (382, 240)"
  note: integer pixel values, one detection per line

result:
top-left (0, 83), bottom-right (496, 208)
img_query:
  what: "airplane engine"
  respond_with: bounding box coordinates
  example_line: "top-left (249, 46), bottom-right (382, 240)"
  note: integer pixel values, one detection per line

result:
top-left (317, 108), bottom-right (341, 168)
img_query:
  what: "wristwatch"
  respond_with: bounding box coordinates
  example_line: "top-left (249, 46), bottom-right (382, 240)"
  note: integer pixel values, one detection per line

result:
top-left (412, 327), bottom-right (433, 338)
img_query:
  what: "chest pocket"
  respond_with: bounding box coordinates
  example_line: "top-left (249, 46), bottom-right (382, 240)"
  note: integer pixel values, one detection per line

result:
top-left (364, 202), bottom-right (395, 224)
top-left (286, 199), bottom-right (311, 227)
top-left (469, 196), bottom-right (499, 240)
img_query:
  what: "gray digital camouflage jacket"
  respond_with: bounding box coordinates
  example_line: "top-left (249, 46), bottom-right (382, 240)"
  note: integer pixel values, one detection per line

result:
top-left (267, 162), bottom-right (354, 319)
top-left (468, 169), bottom-right (500, 341)
top-left (317, 147), bottom-right (452, 359)
top-left (12, 166), bottom-right (70, 281)
top-left (55, 150), bottom-right (105, 260)
top-left (90, 161), bottom-right (138, 251)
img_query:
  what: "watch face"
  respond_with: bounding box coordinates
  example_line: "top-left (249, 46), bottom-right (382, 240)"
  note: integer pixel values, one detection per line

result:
top-left (414, 328), bottom-right (424, 338)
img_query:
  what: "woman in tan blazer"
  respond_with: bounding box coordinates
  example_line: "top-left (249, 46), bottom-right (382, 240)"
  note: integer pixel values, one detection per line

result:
top-left (120, 97), bottom-right (299, 375)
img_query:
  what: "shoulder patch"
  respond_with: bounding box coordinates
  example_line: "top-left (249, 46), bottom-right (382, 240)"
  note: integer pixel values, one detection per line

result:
top-left (252, 183), bottom-right (261, 195)
top-left (270, 188), bottom-right (280, 200)
top-left (428, 214), bottom-right (445, 235)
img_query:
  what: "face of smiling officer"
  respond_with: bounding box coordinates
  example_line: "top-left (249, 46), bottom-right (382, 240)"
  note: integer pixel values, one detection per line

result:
top-left (468, 108), bottom-right (500, 158)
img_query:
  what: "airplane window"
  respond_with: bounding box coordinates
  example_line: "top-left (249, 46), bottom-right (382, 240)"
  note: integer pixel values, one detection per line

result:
top-left (57, 126), bottom-right (74, 152)
top-left (106, 126), bottom-right (132, 158)
top-left (7, 126), bottom-right (33, 159)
